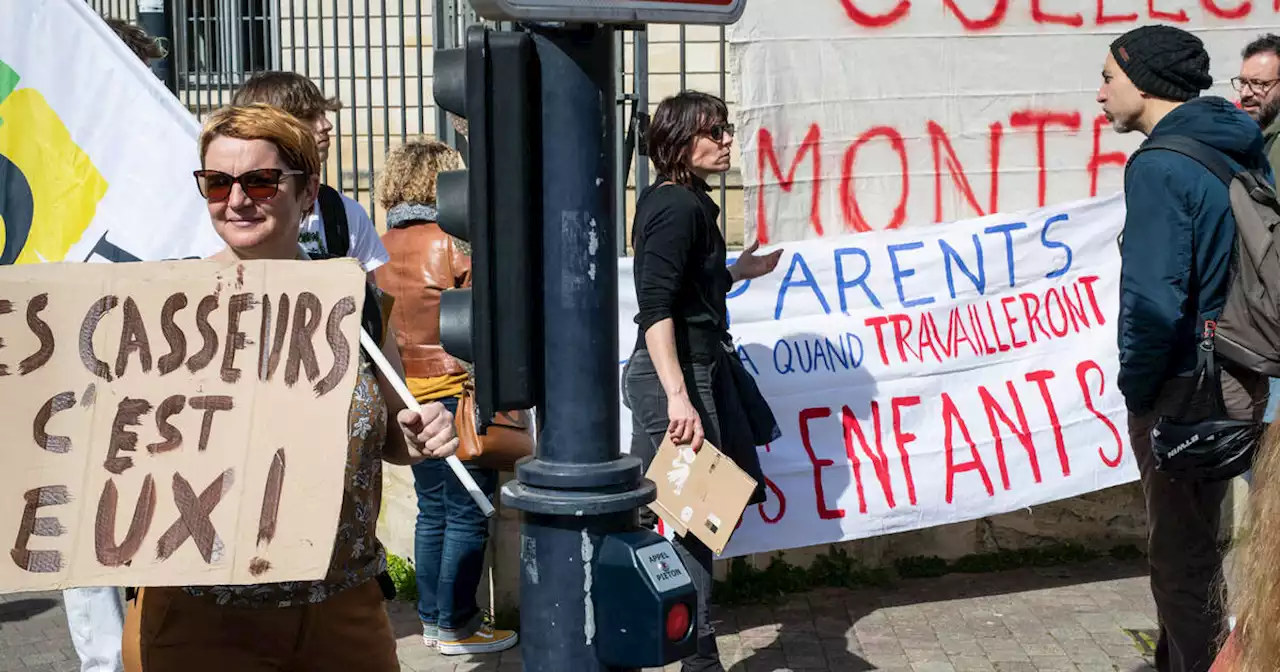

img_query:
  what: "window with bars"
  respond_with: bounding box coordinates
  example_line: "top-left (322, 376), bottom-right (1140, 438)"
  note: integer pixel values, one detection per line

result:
top-left (177, 0), bottom-right (277, 88)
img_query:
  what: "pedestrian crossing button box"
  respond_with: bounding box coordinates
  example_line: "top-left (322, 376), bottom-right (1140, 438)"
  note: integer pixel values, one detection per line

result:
top-left (594, 530), bottom-right (698, 667)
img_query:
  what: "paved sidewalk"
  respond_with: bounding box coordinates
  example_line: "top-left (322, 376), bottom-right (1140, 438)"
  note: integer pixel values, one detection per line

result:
top-left (1, 558), bottom-right (1160, 672)
top-left (0, 593), bottom-right (77, 672)
top-left (390, 557), bottom-right (1160, 672)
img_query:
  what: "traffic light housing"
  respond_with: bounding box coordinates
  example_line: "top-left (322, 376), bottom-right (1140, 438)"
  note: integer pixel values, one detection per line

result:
top-left (434, 25), bottom-right (541, 421)
top-left (593, 530), bottom-right (699, 667)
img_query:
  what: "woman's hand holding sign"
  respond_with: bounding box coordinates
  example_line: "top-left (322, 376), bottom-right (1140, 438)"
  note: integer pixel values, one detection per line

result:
top-left (667, 392), bottom-right (705, 453)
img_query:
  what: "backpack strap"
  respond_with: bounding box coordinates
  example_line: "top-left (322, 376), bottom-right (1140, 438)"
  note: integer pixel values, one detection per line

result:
top-left (1129, 135), bottom-right (1238, 187)
top-left (316, 184), bottom-right (349, 259)
top-left (362, 282), bottom-right (384, 348)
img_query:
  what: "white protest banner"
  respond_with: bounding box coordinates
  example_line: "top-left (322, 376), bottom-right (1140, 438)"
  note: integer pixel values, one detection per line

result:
top-left (0, 0), bottom-right (221, 266)
top-left (730, 1), bottom-right (1280, 243)
top-left (0, 258), bottom-right (366, 593)
top-left (619, 195), bottom-right (1136, 558)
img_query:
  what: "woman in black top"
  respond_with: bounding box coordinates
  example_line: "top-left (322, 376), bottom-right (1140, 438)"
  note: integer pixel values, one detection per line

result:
top-left (623, 90), bottom-right (784, 672)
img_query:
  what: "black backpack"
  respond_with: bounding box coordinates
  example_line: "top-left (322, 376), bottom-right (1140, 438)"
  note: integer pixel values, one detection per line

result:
top-left (313, 184), bottom-right (384, 344)
top-left (314, 184), bottom-right (349, 260)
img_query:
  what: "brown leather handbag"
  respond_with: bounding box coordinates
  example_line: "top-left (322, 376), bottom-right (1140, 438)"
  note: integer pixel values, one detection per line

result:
top-left (454, 381), bottom-right (535, 472)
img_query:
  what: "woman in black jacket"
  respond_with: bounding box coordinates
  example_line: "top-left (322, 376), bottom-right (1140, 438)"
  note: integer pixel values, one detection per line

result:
top-left (623, 90), bottom-right (783, 671)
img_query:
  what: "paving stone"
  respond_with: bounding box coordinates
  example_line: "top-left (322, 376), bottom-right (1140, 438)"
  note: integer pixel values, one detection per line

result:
top-left (1075, 664), bottom-right (1125, 672)
top-left (893, 624), bottom-right (937, 640)
top-left (903, 645), bottom-right (952, 665)
top-left (911, 662), bottom-right (957, 672)
top-left (1048, 625), bottom-right (1094, 641)
top-left (20, 652), bottom-right (67, 666)
top-left (741, 650), bottom-right (789, 671)
top-left (1075, 613), bottom-right (1120, 633)
top-left (813, 615), bottom-right (850, 638)
top-left (940, 640), bottom-right (987, 657)
top-left (1017, 640), bottom-right (1067, 657)
top-left (949, 656), bottom-right (997, 672)
top-left (984, 649), bottom-right (1032, 664)
top-left (991, 664), bottom-right (1037, 672)
top-left (863, 652), bottom-right (914, 668)
top-left (740, 623), bottom-right (781, 638)
top-left (1027, 655), bottom-right (1075, 671)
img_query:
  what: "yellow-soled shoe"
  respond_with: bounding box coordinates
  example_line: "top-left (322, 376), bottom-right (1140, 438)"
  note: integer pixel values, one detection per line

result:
top-left (437, 622), bottom-right (518, 656)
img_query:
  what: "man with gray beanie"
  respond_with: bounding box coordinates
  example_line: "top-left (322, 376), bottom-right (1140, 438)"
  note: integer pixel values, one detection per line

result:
top-left (1098, 24), bottom-right (1271, 672)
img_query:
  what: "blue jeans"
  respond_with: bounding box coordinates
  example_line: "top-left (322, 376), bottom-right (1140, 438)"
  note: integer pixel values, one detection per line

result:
top-left (1264, 378), bottom-right (1279, 423)
top-left (412, 396), bottom-right (499, 637)
top-left (1247, 377), bottom-right (1280, 485)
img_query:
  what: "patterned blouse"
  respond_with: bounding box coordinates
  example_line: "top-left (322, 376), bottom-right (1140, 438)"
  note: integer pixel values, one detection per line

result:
top-left (182, 353), bottom-right (389, 608)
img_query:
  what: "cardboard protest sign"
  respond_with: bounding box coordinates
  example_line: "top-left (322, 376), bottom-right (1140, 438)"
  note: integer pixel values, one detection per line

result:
top-left (0, 258), bottom-right (366, 593)
top-left (646, 437), bottom-right (758, 555)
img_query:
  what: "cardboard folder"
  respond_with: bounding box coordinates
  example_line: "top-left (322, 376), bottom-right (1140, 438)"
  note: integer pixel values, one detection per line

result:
top-left (644, 436), bottom-right (758, 555)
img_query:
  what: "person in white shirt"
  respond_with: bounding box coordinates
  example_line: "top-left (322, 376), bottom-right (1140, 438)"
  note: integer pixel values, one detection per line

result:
top-left (231, 71), bottom-right (390, 275)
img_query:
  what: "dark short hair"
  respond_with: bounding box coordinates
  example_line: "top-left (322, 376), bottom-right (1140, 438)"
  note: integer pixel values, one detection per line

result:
top-left (1243, 34), bottom-right (1280, 61)
top-left (232, 71), bottom-right (342, 121)
top-left (105, 18), bottom-right (166, 64)
top-left (646, 90), bottom-right (729, 187)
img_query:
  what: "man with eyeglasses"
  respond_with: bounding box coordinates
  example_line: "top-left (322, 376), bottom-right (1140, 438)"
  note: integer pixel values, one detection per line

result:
top-left (1234, 35), bottom-right (1280, 462)
top-left (1236, 35), bottom-right (1280, 176)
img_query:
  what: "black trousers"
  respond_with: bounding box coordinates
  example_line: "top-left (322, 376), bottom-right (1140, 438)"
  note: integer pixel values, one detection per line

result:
top-left (1128, 365), bottom-right (1267, 672)
top-left (623, 348), bottom-right (724, 672)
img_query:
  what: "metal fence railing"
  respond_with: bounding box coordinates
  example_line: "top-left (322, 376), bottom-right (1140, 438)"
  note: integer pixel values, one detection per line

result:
top-left (86, 0), bottom-right (744, 250)
top-left (87, 0), bottom-right (135, 22)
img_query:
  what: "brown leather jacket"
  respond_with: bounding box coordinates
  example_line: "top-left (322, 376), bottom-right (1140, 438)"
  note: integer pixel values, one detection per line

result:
top-left (374, 221), bottom-right (470, 379)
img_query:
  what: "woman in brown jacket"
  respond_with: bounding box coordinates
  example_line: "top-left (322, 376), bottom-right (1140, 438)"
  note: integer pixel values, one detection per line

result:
top-left (373, 139), bottom-right (516, 655)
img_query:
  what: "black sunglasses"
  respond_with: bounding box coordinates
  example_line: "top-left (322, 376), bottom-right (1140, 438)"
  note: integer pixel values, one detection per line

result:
top-left (705, 123), bottom-right (735, 143)
top-left (193, 168), bottom-right (304, 202)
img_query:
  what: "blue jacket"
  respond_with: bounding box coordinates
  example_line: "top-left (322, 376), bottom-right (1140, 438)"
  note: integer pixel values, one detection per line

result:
top-left (1119, 96), bottom-right (1270, 414)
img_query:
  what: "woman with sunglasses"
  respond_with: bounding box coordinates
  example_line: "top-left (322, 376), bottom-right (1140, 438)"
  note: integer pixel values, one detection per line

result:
top-left (622, 90), bottom-right (784, 672)
top-left (121, 103), bottom-right (459, 672)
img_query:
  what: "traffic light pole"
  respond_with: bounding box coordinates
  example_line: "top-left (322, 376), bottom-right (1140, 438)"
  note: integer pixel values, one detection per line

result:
top-left (501, 22), bottom-right (656, 672)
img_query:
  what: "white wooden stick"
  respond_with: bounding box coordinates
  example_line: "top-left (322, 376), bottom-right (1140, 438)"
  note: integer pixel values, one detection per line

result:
top-left (357, 329), bottom-right (495, 518)
top-left (298, 247), bottom-right (495, 517)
